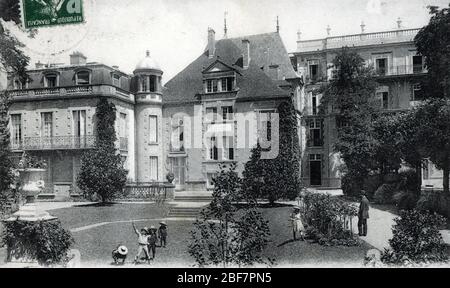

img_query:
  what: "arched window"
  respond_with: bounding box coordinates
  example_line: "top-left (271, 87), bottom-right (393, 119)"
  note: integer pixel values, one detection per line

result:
top-left (149, 75), bottom-right (156, 92)
top-left (76, 70), bottom-right (90, 85)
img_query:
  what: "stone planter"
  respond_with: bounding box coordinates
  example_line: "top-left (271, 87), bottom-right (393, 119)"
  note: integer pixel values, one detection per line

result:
top-left (18, 168), bottom-right (46, 203)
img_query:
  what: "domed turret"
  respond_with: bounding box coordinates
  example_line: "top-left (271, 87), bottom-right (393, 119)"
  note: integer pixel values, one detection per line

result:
top-left (133, 50), bottom-right (163, 100)
top-left (134, 50), bottom-right (162, 73)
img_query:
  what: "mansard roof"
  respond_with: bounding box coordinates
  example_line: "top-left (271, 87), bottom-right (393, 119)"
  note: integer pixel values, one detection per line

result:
top-left (164, 32), bottom-right (298, 104)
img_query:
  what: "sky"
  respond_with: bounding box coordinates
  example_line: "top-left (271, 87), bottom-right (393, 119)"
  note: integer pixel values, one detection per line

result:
top-left (4, 0), bottom-right (450, 83)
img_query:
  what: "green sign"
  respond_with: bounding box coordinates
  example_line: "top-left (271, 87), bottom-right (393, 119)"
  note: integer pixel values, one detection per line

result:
top-left (22, 0), bottom-right (84, 29)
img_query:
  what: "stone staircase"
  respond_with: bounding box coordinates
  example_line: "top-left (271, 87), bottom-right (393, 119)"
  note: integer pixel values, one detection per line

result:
top-left (167, 191), bottom-right (212, 218)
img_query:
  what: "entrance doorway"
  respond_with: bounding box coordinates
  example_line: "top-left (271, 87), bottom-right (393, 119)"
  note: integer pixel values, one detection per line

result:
top-left (170, 157), bottom-right (186, 190)
top-left (309, 154), bottom-right (322, 186)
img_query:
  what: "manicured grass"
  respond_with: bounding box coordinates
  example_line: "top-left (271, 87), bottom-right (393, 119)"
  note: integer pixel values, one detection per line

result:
top-left (47, 202), bottom-right (372, 267)
top-left (260, 205), bottom-right (373, 267)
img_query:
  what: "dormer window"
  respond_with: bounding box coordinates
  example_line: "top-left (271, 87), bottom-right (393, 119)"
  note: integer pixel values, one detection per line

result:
top-left (76, 71), bottom-right (90, 85)
top-left (206, 79), bottom-right (218, 93)
top-left (221, 77), bottom-right (234, 92)
top-left (44, 73), bottom-right (58, 87)
top-left (205, 77), bottom-right (235, 94)
top-left (112, 74), bottom-right (121, 87)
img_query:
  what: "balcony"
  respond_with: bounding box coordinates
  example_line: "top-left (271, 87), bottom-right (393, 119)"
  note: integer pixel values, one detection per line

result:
top-left (297, 28), bottom-right (421, 52)
top-left (375, 64), bottom-right (427, 77)
top-left (14, 136), bottom-right (96, 150)
top-left (170, 142), bottom-right (185, 153)
top-left (7, 84), bottom-right (133, 102)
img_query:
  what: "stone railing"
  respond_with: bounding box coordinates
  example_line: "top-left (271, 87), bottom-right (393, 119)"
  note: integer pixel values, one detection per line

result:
top-left (18, 135), bottom-right (96, 150)
top-left (121, 182), bottom-right (175, 202)
top-left (297, 28), bottom-right (421, 52)
top-left (7, 84), bottom-right (132, 101)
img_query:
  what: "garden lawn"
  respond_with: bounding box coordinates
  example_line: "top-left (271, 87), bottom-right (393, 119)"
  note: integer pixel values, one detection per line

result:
top-left (47, 202), bottom-right (373, 267)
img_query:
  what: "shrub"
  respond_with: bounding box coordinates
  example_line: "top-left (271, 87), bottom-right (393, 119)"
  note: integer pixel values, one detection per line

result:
top-left (2, 220), bottom-right (74, 266)
top-left (301, 192), bottom-right (359, 246)
top-left (416, 191), bottom-right (450, 217)
top-left (381, 210), bottom-right (448, 265)
top-left (373, 183), bottom-right (396, 204)
top-left (393, 191), bottom-right (419, 211)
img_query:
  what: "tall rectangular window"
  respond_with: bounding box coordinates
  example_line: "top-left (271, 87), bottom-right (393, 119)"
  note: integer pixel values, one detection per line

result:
top-left (308, 60), bottom-right (319, 81)
top-left (220, 77), bottom-right (234, 92)
top-left (376, 58), bottom-right (387, 75)
top-left (112, 74), bottom-right (121, 86)
top-left (41, 112), bottom-right (53, 137)
top-left (222, 136), bottom-right (234, 160)
top-left (205, 107), bottom-right (217, 123)
top-left (10, 114), bottom-right (22, 148)
top-left (149, 156), bottom-right (158, 181)
top-left (412, 84), bottom-right (425, 101)
top-left (206, 79), bottom-right (218, 93)
top-left (307, 119), bottom-right (323, 147)
top-left (208, 136), bottom-right (218, 160)
top-left (413, 55), bottom-right (424, 73)
top-left (171, 117), bottom-right (184, 152)
top-left (149, 115), bottom-right (158, 143)
top-left (221, 106), bottom-right (233, 121)
top-left (72, 110), bottom-right (86, 137)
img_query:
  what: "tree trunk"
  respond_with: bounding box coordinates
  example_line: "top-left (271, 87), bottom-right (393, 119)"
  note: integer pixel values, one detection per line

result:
top-left (443, 165), bottom-right (449, 195)
top-left (415, 162), bottom-right (422, 195)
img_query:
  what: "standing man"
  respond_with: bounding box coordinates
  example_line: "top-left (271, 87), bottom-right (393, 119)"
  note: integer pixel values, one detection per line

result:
top-left (358, 190), bottom-right (370, 236)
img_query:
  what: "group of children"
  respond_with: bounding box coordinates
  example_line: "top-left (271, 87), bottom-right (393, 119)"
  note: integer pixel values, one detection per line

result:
top-left (111, 221), bottom-right (168, 265)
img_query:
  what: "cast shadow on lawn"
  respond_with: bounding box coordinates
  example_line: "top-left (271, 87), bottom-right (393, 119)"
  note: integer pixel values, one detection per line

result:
top-left (276, 238), bottom-right (305, 247)
top-left (73, 202), bottom-right (121, 208)
top-left (233, 202), bottom-right (293, 209)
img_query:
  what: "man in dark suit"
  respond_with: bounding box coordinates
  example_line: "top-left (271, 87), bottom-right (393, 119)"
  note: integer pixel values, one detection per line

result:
top-left (358, 190), bottom-right (370, 236)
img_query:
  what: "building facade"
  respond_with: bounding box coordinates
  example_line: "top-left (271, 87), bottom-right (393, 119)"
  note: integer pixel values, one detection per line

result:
top-left (6, 29), bottom-right (302, 199)
top-left (290, 25), bottom-right (443, 190)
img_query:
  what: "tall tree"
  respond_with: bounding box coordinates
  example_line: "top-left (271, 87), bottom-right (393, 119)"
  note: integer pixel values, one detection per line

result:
top-left (414, 5), bottom-right (450, 100)
top-left (320, 47), bottom-right (379, 195)
top-left (0, 0), bottom-right (30, 212)
top-left (77, 98), bottom-right (127, 202)
top-left (414, 5), bottom-right (450, 194)
top-left (241, 100), bottom-right (301, 205)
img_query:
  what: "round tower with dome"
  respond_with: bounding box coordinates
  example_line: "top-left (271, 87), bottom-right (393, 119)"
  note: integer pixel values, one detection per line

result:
top-left (133, 50), bottom-right (164, 182)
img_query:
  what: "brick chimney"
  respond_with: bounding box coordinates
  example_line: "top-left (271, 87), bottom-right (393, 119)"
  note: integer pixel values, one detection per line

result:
top-left (70, 52), bottom-right (87, 65)
top-left (242, 39), bottom-right (250, 69)
top-left (207, 28), bottom-right (216, 59)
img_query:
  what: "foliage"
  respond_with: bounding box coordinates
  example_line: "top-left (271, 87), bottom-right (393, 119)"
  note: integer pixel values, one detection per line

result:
top-left (414, 5), bottom-right (450, 100)
top-left (373, 184), bottom-right (396, 204)
top-left (1, 219), bottom-right (74, 266)
top-left (17, 152), bottom-right (48, 169)
top-left (372, 114), bottom-right (403, 174)
top-left (77, 98), bottom-right (127, 202)
top-left (166, 172), bottom-right (175, 183)
top-left (381, 210), bottom-right (448, 265)
top-left (241, 100), bottom-right (301, 204)
top-left (416, 191), bottom-right (450, 217)
top-left (320, 47), bottom-right (379, 195)
top-left (301, 192), bottom-right (359, 246)
top-left (412, 99), bottom-right (450, 194)
top-left (188, 163), bottom-right (272, 267)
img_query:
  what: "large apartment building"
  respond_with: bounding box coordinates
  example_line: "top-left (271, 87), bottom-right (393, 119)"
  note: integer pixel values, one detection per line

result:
top-left (290, 23), bottom-right (443, 190)
top-left (5, 28), bottom-right (302, 199)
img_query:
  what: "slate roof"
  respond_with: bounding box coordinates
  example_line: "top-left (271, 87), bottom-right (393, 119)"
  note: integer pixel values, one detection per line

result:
top-left (163, 32), bottom-right (299, 104)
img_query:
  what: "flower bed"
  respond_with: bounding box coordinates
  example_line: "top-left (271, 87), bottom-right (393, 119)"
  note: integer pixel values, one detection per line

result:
top-left (300, 192), bottom-right (360, 246)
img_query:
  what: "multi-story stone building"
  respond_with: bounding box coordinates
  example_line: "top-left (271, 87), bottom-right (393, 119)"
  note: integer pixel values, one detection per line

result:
top-left (290, 23), bottom-right (443, 190)
top-left (5, 28), bottom-right (302, 199)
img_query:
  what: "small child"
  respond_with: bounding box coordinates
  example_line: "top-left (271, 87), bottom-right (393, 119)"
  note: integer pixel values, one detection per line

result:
top-left (147, 226), bottom-right (158, 260)
top-left (158, 222), bottom-right (168, 248)
top-left (132, 221), bottom-right (150, 263)
top-left (112, 245), bottom-right (128, 265)
top-left (290, 206), bottom-right (305, 241)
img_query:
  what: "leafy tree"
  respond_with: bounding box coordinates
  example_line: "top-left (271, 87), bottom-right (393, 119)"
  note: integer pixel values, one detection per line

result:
top-left (413, 99), bottom-right (450, 194)
top-left (0, 1), bottom-right (30, 214)
top-left (381, 210), bottom-right (448, 265)
top-left (77, 98), bottom-right (127, 202)
top-left (414, 5), bottom-right (450, 100)
top-left (241, 100), bottom-right (301, 204)
top-left (320, 47), bottom-right (379, 195)
top-left (188, 163), bottom-right (271, 267)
